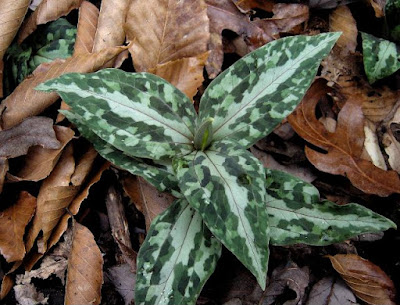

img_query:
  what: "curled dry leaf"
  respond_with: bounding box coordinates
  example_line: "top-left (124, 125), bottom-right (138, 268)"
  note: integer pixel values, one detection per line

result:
top-left (327, 254), bottom-right (397, 305)
top-left (288, 79), bottom-right (400, 196)
top-left (126, 0), bottom-right (209, 72)
top-left (231, 0), bottom-right (274, 13)
top-left (329, 6), bottom-right (357, 54)
top-left (0, 0), bottom-right (30, 97)
top-left (18, 0), bottom-right (84, 44)
top-left (92, 0), bottom-right (130, 54)
top-left (73, 1), bottom-right (99, 56)
top-left (0, 191), bottom-right (36, 262)
top-left (8, 126), bottom-right (74, 182)
top-left (383, 106), bottom-right (400, 173)
top-left (363, 119), bottom-right (387, 170)
top-left (369, 0), bottom-right (386, 17)
top-left (0, 274), bottom-right (13, 300)
top-left (0, 45), bottom-right (127, 130)
top-left (0, 158), bottom-right (9, 194)
top-left (65, 222), bottom-right (103, 305)
top-left (206, 0), bottom-right (273, 78)
top-left (0, 116), bottom-right (60, 157)
top-left (122, 175), bottom-right (175, 231)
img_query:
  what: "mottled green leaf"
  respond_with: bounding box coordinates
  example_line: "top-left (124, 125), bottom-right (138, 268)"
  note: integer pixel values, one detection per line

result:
top-left (135, 199), bottom-right (222, 305)
top-left (37, 69), bottom-right (197, 160)
top-left (361, 32), bottom-right (400, 84)
top-left (265, 169), bottom-right (397, 246)
top-left (198, 32), bottom-right (340, 148)
top-left (174, 140), bottom-right (269, 289)
top-left (62, 110), bottom-right (180, 195)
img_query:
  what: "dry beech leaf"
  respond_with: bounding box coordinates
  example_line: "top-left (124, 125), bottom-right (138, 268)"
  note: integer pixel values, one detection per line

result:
top-left (149, 52), bottom-right (209, 99)
top-left (206, 0), bottom-right (273, 78)
top-left (253, 3), bottom-right (309, 38)
top-left (327, 254), bottom-right (397, 305)
top-left (0, 192), bottom-right (36, 262)
top-left (329, 6), bottom-right (357, 54)
top-left (9, 126), bottom-right (74, 182)
top-left (0, 117), bottom-right (60, 158)
top-left (0, 45), bottom-right (127, 130)
top-left (73, 1), bottom-right (99, 56)
top-left (126, 0), bottom-right (209, 72)
top-left (231, 0), bottom-right (275, 13)
top-left (0, 274), bottom-right (14, 301)
top-left (18, 0), bottom-right (84, 43)
top-left (65, 221), bottom-right (103, 305)
top-left (0, 0), bottom-right (30, 97)
top-left (288, 79), bottom-right (400, 196)
top-left (383, 107), bottom-right (400, 173)
top-left (122, 175), bottom-right (174, 231)
top-left (369, 0), bottom-right (385, 17)
top-left (0, 158), bottom-right (9, 194)
top-left (92, 0), bottom-right (130, 54)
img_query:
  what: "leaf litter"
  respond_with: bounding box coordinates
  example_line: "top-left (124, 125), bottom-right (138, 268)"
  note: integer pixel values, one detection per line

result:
top-left (0, 0), bottom-right (399, 304)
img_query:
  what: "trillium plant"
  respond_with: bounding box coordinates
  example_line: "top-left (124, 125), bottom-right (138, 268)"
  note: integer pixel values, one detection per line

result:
top-left (37, 32), bottom-right (395, 304)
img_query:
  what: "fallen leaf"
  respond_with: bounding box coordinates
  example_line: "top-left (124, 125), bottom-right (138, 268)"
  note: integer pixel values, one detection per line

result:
top-left (0, 0), bottom-right (30, 97)
top-left (363, 119), bottom-right (387, 170)
top-left (0, 191), bottom-right (36, 262)
top-left (262, 261), bottom-right (310, 305)
top-left (92, 0), bottom-right (130, 54)
top-left (329, 6), bottom-right (357, 54)
top-left (0, 158), bottom-right (8, 194)
top-left (17, 0), bottom-right (84, 44)
top-left (14, 282), bottom-right (48, 305)
top-left (327, 254), bottom-right (397, 305)
top-left (369, 0), bottom-right (386, 17)
top-left (65, 221), bottom-right (103, 305)
top-left (0, 117), bottom-right (60, 157)
top-left (383, 106), bottom-right (400, 172)
top-left (73, 1), bottom-right (99, 55)
top-left (8, 126), bottom-right (74, 182)
top-left (231, 0), bottom-right (274, 13)
top-left (309, 0), bottom-right (360, 9)
top-left (106, 263), bottom-right (135, 305)
top-left (0, 274), bottom-right (13, 300)
top-left (206, 0), bottom-right (273, 78)
top-left (306, 276), bottom-right (357, 305)
top-left (149, 52), bottom-right (209, 99)
top-left (121, 175), bottom-right (174, 230)
top-left (126, 0), bottom-right (209, 72)
top-left (288, 79), bottom-right (400, 196)
top-left (0, 45), bottom-right (127, 130)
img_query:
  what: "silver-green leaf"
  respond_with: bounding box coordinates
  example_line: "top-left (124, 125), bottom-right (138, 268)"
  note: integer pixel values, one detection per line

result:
top-left (174, 140), bottom-right (269, 289)
top-left (265, 169), bottom-right (397, 246)
top-left (37, 69), bottom-right (197, 160)
top-left (198, 32), bottom-right (340, 148)
top-left (361, 32), bottom-right (400, 84)
top-left (135, 199), bottom-right (222, 305)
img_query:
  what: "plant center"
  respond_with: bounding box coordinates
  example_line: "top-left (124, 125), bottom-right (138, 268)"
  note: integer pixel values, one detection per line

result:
top-left (194, 118), bottom-right (214, 151)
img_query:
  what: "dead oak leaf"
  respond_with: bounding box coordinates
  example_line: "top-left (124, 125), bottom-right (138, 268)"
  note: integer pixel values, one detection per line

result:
top-left (288, 79), bottom-right (400, 196)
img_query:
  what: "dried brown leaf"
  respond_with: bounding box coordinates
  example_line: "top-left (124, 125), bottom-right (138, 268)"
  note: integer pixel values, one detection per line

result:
top-left (306, 276), bottom-right (356, 305)
top-left (0, 117), bottom-right (60, 158)
top-left (149, 52), bottom-right (209, 99)
top-left (122, 175), bottom-right (174, 231)
top-left (383, 107), bottom-right (400, 173)
top-left (65, 222), bottom-right (103, 305)
top-left (107, 264), bottom-right (135, 305)
top-left (329, 6), bottom-right (357, 54)
top-left (0, 158), bottom-right (8, 194)
top-left (0, 0), bottom-right (30, 97)
top-left (206, 0), bottom-right (273, 78)
top-left (0, 191), bottom-right (36, 262)
top-left (0, 45), bottom-right (127, 130)
top-left (0, 274), bottom-right (13, 300)
top-left (126, 0), bottom-right (209, 72)
top-left (369, 0), bottom-right (386, 17)
top-left (9, 126), bottom-right (74, 182)
top-left (231, 0), bottom-right (275, 13)
top-left (73, 1), bottom-right (99, 56)
top-left (18, 0), bottom-right (84, 43)
top-left (327, 254), bottom-right (397, 305)
top-left (288, 79), bottom-right (400, 196)
top-left (92, 0), bottom-right (130, 53)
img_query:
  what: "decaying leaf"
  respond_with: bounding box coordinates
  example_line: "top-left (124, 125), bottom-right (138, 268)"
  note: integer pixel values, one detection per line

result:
top-left (0, 159), bottom-right (8, 194)
top-left (0, 274), bottom-right (14, 301)
top-left (329, 6), bottom-right (357, 54)
top-left (369, 0), bottom-right (386, 17)
top-left (14, 282), bottom-right (48, 305)
top-left (262, 261), bottom-right (310, 305)
top-left (73, 1), bottom-right (99, 55)
top-left (18, 0), bottom-right (84, 44)
top-left (0, 116), bottom-right (60, 157)
top-left (0, 45), bottom-right (127, 130)
top-left (231, 0), bottom-right (274, 13)
top-left (126, 0), bottom-right (209, 72)
top-left (65, 221), bottom-right (103, 305)
top-left (327, 254), bottom-right (397, 305)
top-left (8, 126), bottom-right (74, 182)
top-left (306, 276), bottom-right (357, 305)
top-left (0, 192), bottom-right (36, 262)
top-left (0, 0), bottom-right (30, 97)
top-left (92, 0), bottom-right (130, 53)
top-left (122, 175), bottom-right (175, 231)
top-left (383, 106), bottom-right (400, 172)
top-left (106, 263), bottom-right (135, 305)
top-left (363, 119), bottom-right (387, 170)
top-left (288, 79), bottom-right (400, 196)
